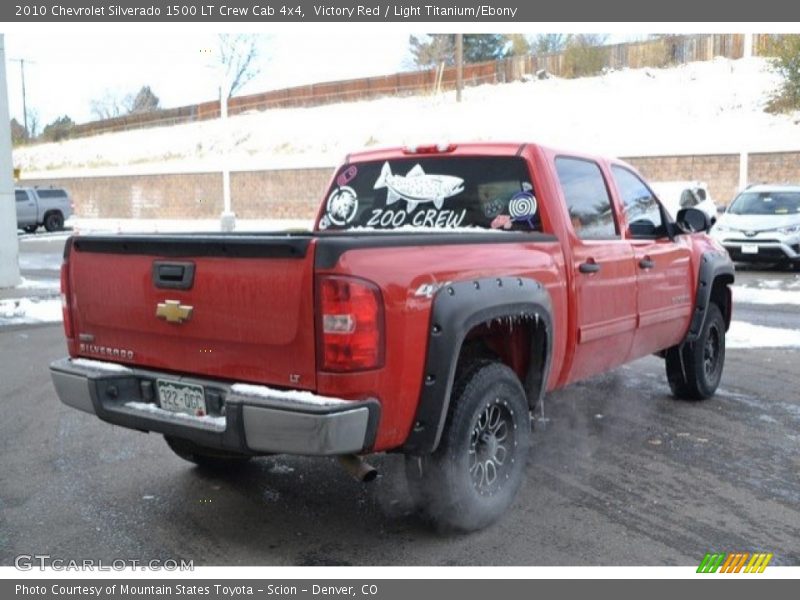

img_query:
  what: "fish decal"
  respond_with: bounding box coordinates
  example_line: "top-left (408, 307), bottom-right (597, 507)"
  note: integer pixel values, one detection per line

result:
top-left (373, 162), bottom-right (465, 213)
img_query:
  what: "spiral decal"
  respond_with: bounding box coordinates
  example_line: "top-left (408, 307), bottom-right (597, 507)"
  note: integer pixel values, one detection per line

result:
top-left (508, 192), bottom-right (538, 223)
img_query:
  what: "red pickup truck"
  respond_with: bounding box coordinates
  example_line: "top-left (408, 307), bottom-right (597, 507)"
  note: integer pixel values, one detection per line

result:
top-left (51, 142), bottom-right (734, 531)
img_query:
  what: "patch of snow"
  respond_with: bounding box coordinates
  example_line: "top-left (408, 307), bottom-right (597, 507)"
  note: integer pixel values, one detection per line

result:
top-left (13, 57), bottom-right (800, 177)
top-left (0, 297), bottom-right (62, 325)
top-left (268, 463), bottom-right (295, 475)
top-left (17, 277), bottom-right (60, 291)
top-left (71, 358), bottom-right (133, 373)
top-left (123, 401), bottom-right (226, 430)
top-left (727, 320), bottom-right (800, 349)
top-left (230, 383), bottom-right (351, 407)
top-left (68, 217), bottom-right (311, 234)
top-left (733, 285), bottom-right (800, 305)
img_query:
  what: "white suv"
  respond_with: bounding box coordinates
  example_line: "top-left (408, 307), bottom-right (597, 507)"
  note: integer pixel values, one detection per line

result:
top-left (711, 184), bottom-right (800, 265)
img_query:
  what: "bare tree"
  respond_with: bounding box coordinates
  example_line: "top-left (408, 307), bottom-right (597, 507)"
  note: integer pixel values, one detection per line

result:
top-left (27, 108), bottom-right (39, 139)
top-left (90, 90), bottom-right (129, 120)
top-left (218, 34), bottom-right (261, 98)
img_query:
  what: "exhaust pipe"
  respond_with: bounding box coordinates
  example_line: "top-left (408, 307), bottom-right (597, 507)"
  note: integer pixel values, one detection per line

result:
top-left (338, 454), bottom-right (378, 483)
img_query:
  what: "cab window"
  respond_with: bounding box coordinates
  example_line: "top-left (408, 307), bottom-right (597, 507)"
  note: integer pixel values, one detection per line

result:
top-left (612, 166), bottom-right (666, 238)
top-left (555, 157), bottom-right (618, 240)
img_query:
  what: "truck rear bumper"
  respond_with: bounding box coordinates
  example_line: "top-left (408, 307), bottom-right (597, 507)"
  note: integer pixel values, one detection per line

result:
top-left (50, 358), bottom-right (380, 456)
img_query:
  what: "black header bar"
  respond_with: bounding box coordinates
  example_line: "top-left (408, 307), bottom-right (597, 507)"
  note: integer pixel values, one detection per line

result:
top-left (4, 0), bottom-right (800, 22)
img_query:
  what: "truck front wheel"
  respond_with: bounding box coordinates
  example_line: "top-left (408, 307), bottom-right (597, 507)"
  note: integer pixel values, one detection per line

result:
top-left (665, 303), bottom-right (726, 400)
top-left (44, 211), bottom-right (64, 232)
top-left (405, 361), bottom-right (531, 531)
top-left (164, 435), bottom-right (252, 470)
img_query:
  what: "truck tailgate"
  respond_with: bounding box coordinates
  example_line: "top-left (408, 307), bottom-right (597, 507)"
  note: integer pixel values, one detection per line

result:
top-left (67, 234), bottom-right (317, 390)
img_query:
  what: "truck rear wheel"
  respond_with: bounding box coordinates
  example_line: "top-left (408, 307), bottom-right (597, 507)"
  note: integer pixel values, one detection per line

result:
top-left (405, 361), bottom-right (531, 531)
top-left (665, 303), bottom-right (726, 400)
top-left (164, 435), bottom-right (252, 470)
top-left (44, 211), bottom-right (64, 232)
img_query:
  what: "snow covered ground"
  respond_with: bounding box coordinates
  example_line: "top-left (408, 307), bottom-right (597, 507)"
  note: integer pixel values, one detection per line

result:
top-left (13, 57), bottom-right (800, 178)
top-left (0, 297), bottom-right (62, 326)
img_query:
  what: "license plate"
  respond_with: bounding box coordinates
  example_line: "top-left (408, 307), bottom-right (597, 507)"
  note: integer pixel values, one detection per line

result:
top-left (741, 244), bottom-right (759, 254)
top-left (156, 379), bottom-right (207, 417)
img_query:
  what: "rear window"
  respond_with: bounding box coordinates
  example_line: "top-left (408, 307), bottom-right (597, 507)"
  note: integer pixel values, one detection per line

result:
top-left (36, 189), bottom-right (68, 199)
top-left (728, 191), bottom-right (800, 215)
top-left (318, 157), bottom-right (541, 232)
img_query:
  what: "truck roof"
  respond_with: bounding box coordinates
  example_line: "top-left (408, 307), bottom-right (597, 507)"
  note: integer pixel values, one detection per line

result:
top-left (345, 141), bottom-right (624, 167)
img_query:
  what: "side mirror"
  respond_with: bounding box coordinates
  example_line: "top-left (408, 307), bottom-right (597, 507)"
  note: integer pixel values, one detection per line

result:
top-left (676, 207), bottom-right (712, 233)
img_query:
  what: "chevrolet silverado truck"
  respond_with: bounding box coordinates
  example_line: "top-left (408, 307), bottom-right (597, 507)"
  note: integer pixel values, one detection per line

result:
top-left (50, 143), bottom-right (734, 531)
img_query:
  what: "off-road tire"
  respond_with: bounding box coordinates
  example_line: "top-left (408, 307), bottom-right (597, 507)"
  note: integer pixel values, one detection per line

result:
top-left (44, 212), bottom-right (64, 232)
top-left (405, 361), bottom-right (531, 532)
top-left (665, 303), bottom-right (726, 400)
top-left (164, 435), bottom-right (252, 470)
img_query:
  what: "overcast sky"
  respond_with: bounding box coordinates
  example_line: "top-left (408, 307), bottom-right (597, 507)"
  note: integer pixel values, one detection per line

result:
top-left (3, 32), bottom-right (413, 127)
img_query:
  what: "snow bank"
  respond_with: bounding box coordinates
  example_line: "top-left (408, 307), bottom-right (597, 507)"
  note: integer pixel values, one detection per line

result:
top-left (67, 217), bottom-right (312, 234)
top-left (0, 297), bottom-right (62, 325)
top-left (727, 321), bottom-right (800, 349)
top-left (734, 285), bottom-right (800, 306)
top-left (14, 57), bottom-right (800, 177)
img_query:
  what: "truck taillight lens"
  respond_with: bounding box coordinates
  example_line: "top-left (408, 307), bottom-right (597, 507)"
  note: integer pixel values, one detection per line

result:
top-left (60, 262), bottom-right (74, 340)
top-left (317, 276), bottom-right (384, 372)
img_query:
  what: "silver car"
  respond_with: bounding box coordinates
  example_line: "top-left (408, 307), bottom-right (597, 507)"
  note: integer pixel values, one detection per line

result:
top-left (711, 184), bottom-right (800, 265)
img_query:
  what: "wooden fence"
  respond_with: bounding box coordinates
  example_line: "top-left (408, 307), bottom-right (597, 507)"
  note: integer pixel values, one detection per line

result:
top-left (67, 33), bottom-right (779, 139)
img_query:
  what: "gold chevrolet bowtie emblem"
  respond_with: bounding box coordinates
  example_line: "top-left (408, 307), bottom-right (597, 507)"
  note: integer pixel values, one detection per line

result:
top-left (156, 300), bottom-right (193, 324)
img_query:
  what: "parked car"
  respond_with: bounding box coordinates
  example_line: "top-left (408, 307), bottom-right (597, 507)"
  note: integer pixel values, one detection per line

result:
top-left (711, 184), bottom-right (800, 265)
top-left (649, 181), bottom-right (718, 220)
top-left (15, 186), bottom-right (73, 233)
top-left (50, 142), bottom-right (733, 531)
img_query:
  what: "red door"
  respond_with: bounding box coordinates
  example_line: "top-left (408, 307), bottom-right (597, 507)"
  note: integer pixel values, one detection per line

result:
top-left (609, 165), bottom-right (695, 359)
top-left (553, 157), bottom-right (638, 384)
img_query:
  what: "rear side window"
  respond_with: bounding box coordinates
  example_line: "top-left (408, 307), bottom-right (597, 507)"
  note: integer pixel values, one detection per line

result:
top-left (15, 190), bottom-right (28, 202)
top-left (555, 157), bottom-right (618, 240)
top-left (319, 157), bottom-right (541, 232)
top-left (36, 189), bottom-right (68, 199)
top-left (612, 166), bottom-right (665, 236)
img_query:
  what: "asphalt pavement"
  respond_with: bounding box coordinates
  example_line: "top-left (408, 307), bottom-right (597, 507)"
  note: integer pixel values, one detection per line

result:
top-left (0, 234), bottom-right (798, 566)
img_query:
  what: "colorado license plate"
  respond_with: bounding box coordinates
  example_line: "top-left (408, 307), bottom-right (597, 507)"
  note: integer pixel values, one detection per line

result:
top-left (741, 244), bottom-right (759, 254)
top-left (156, 379), bottom-right (207, 417)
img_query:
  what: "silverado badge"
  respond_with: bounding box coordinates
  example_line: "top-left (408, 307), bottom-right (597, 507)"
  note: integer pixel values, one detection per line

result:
top-left (156, 300), bottom-right (193, 324)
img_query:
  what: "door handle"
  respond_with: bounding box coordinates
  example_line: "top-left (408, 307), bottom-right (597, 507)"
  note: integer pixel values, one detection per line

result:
top-left (578, 261), bottom-right (601, 274)
top-left (639, 257), bottom-right (655, 270)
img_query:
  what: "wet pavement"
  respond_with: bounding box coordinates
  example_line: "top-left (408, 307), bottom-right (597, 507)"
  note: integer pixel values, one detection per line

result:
top-left (1, 327), bottom-right (798, 566)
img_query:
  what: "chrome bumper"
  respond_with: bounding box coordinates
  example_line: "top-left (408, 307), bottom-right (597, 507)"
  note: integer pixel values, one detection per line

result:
top-left (50, 358), bottom-right (379, 456)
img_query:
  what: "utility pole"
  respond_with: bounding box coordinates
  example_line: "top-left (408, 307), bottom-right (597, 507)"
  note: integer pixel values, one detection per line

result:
top-left (455, 34), bottom-right (464, 103)
top-left (9, 58), bottom-right (32, 137)
top-left (0, 35), bottom-right (22, 288)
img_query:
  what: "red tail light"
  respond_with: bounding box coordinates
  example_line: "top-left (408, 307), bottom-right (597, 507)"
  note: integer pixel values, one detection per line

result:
top-left (317, 276), bottom-right (384, 372)
top-left (60, 262), bottom-right (75, 342)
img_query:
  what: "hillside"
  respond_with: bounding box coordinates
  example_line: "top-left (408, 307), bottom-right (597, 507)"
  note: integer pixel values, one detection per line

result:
top-left (13, 57), bottom-right (800, 177)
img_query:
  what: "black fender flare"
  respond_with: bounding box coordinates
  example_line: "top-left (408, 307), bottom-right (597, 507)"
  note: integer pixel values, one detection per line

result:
top-left (685, 250), bottom-right (735, 343)
top-left (403, 276), bottom-right (554, 455)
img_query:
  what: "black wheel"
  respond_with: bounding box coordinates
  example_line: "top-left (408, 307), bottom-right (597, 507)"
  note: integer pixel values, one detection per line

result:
top-left (665, 303), bottom-right (726, 400)
top-left (404, 361), bottom-right (531, 532)
top-left (44, 212), bottom-right (64, 232)
top-left (164, 435), bottom-right (252, 470)
top-left (23, 225), bottom-right (38, 234)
